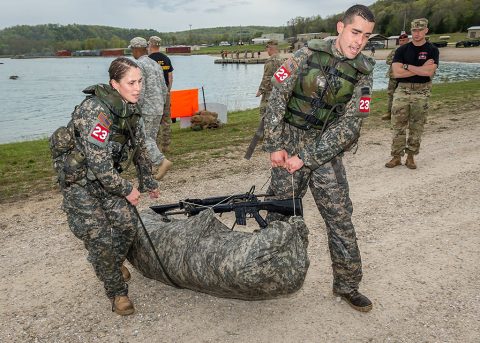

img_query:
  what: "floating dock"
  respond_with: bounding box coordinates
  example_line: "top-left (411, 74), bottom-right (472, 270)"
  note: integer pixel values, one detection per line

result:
top-left (214, 58), bottom-right (268, 64)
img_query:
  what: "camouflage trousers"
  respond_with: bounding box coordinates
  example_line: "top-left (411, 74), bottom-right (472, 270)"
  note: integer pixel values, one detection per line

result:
top-left (267, 156), bottom-right (362, 294)
top-left (143, 113), bottom-right (165, 166)
top-left (157, 91), bottom-right (172, 151)
top-left (390, 83), bottom-right (431, 156)
top-left (62, 182), bottom-right (138, 298)
top-left (386, 78), bottom-right (398, 114)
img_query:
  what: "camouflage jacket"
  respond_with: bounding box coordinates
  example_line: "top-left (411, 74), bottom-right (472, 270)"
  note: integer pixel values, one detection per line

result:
top-left (70, 84), bottom-right (157, 196)
top-left (258, 53), bottom-right (284, 100)
top-left (263, 40), bottom-right (374, 170)
top-left (136, 55), bottom-right (168, 116)
top-left (385, 48), bottom-right (397, 78)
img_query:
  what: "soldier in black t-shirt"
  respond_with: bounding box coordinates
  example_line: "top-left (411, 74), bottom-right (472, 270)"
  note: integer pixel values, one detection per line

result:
top-left (148, 36), bottom-right (174, 153)
top-left (385, 18), bottom-right (439, 170)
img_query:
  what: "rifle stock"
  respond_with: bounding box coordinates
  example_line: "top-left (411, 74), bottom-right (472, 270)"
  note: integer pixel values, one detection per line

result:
top-left (244, 118), bottom-right (264, 160)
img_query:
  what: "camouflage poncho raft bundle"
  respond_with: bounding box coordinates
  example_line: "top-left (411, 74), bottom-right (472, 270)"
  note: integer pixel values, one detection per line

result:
top-left (128, 210), bottom-right (310, 300)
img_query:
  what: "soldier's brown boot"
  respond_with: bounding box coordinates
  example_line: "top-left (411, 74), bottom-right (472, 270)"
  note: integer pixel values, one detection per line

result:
top-left (405, 153), bottom-right (417, 169)
top-left (111, 295), bottom-right (134, 316)
top-left (154, 159), bottom-right (173, 180)
top-left (334, 290), bottom-right (373, 312)
top-left (121, 264), bottom-right (131, 282)
top-left (381, 113), bottom-right (391, 120)
top-left (385, 155), bottom-right (402, 168)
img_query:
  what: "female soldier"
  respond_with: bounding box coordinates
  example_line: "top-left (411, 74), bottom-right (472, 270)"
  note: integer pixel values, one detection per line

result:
top-left (50, 57), bottom-right (159, 316)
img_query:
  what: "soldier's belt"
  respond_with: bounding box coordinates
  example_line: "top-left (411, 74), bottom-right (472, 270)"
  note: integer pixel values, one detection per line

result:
top-left (398, 82), bottom-right (432, 90)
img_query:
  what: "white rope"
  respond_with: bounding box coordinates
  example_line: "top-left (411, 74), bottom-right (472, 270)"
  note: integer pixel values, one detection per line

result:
top-left (291, 172), bottom-right (296, 217)
top-left (181, 194), bottom-right (237, 210)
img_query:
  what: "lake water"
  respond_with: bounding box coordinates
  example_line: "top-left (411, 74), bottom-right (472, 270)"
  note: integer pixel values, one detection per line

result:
top-left (1, 55), bottom-right (479, 144)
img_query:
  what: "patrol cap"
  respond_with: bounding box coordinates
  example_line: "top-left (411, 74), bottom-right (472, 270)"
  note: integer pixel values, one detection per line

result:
top-left (411, 18), bottom-right (428, 30)
top-left (128, 37), bottom-right (148, 49)
top-left (399, 33), bottom-right (409, 39)
top-left (266, 39), bottom-right (278, 47)
top-left (148, 36), bottom-right (162, 46)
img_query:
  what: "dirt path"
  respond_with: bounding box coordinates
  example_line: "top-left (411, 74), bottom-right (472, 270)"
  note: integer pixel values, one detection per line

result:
top-left (1, 108), bottom-right (479, 342)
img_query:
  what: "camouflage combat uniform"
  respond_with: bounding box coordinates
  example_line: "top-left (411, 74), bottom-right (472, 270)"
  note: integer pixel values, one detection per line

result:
top-left (263, 39), bottom-right (374, 295)
top-left (257, 53), bottom-right (284, 118)
top-left (51, 84), bottom-right (158, 299)
top-left (390, 41), bottom-right (439, 156)
top-left (385, 48), bottom-right (399, 114)
top-left (136, 55), bottom-right (168, 165)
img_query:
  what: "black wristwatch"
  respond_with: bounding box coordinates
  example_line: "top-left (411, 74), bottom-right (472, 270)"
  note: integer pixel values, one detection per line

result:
top-left (403, 64), bottom-right (409, 70)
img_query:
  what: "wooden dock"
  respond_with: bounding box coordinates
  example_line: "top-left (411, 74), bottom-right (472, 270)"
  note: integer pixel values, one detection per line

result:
top-left (214, 58), bottom-right (268, 64)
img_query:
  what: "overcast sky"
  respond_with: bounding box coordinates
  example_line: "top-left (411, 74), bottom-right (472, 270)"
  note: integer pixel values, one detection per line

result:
top-left (1, 0), bottom-right (375, 32)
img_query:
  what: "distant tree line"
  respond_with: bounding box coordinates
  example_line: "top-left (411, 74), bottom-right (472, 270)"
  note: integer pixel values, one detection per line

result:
top-left (0, 23), bottom-right (283, 56)
top-left (0, 24), bottom-right (162, 55)
top-left (285, 0), bottom-right (480, 37)
top-left (1, 0), bottom-right (478, 55)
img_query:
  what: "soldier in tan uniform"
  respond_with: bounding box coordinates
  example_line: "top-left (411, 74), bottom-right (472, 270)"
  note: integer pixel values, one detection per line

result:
top-left (381, 33), bottom-right (409, 120)
top-left (385, 19), bottom-right (439, 169)
top-left (256, 40), bottom-right (284, 118)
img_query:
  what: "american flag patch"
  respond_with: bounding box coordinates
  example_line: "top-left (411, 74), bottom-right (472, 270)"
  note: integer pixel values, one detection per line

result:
top-left (97, 112), bottom-right (112, 129)
top-left (286, 58), bottom-right (298, 72)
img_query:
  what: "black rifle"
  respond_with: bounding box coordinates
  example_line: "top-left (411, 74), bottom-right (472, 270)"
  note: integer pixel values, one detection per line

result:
top-left (150, 187), bottom-right (303, 229)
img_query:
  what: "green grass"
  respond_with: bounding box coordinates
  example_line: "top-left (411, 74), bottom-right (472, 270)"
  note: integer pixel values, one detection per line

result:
top-left (1, 79), bottom-right (479, 203)
top-left (428, 32), bottom-right (469, 43)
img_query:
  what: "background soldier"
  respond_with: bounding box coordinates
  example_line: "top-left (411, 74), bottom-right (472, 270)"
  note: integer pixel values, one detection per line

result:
top-left (256, 40), bottom-right (284, 119)
top-left (263, 5), bottom-right (376, 312)
top-left (130, 37), bottom-right (172, 179)
top-left (382, 33), bottom-right (409, 120)
top-left (148, 36), bottom-right (174, 153)
top-left (385, 18), bottom-right (439, 169)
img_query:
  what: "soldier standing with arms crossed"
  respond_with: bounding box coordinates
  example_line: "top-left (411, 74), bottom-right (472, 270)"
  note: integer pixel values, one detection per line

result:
top-left (381, 33), bottom-right (409, 120)
top-left (263, 5), bottom-right (376, 312)
top-left (148, 36), bottom-right (174, 153)
top-left (385, 18), bottom-right (439, 169)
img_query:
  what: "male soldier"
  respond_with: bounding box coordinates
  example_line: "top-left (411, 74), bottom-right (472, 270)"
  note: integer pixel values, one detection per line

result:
top-left (385, 18), bottom-right (439, 169)
top-left (130, 37), bottom-right (172, 179)
top-left (256, 40), bottom-right (284, 119)
top-left (381, 33), bottom-right (409, 120)
top-left (263, 4), bottom-right (375, 312)
top-left (148, 36), bottom-right (174, 153)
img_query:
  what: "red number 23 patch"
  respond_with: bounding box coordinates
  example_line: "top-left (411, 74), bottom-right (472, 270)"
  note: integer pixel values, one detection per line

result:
top-left (359, 97), bottom-right (371, 113)
top-left (90, 123), bottom-right (109, 143)
top-left (274, 66), bottom-right (290, 83)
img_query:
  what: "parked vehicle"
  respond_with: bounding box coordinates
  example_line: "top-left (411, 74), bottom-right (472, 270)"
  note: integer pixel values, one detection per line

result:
top-left (365, 41), bottom-right (385, 50)
top-left (432, 41), bottom-right (448, 48)
top-left (455, 40), bottom-right (480, 48)
top-left (219, 41), bottom-right (231, 46)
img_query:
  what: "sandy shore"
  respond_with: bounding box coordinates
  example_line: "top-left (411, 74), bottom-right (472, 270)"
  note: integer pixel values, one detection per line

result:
top-left (251, 46), bottom-right (480, 63)
top-left (367, 46), bottom-right (480, 63)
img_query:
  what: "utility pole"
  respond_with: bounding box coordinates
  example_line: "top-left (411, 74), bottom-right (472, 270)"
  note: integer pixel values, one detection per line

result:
top-left (189, 24), bottom-right (192, 45)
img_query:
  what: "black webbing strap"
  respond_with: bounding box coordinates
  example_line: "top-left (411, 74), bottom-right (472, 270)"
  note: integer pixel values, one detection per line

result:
top-left (292, 92), bottom-right (333, 110)
top-left (307, 61), bottom-right (358, 85)
top-left (287, 106), bottom-right (325, 127)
